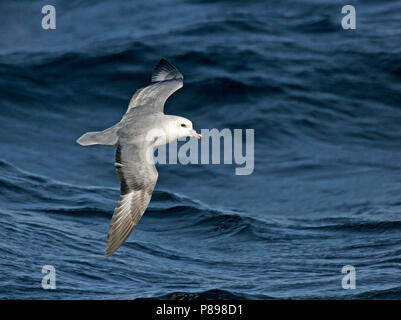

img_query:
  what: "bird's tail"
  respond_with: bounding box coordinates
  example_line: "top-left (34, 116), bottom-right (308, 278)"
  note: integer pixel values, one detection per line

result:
top-left (76, 125), bottom-right (119, 146)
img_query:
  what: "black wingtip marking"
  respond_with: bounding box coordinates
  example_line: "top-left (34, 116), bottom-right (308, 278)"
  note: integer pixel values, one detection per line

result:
top-left (151, 58), bottom-right (183, 83)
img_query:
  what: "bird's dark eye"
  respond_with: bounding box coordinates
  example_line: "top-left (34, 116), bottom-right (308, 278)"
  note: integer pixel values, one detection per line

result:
top-left (181, 123), bottom-right (186, 127)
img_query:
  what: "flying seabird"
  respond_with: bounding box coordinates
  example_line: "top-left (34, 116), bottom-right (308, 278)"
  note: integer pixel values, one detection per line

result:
top-left (77, 59), bottom-right (201, 257)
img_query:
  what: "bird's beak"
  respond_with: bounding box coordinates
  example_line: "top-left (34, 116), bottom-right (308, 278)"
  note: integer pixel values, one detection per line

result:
top-left (191, 130), bottom-right (202, 139)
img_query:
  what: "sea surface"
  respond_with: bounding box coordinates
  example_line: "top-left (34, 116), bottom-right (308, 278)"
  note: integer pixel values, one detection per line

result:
top-left (1, 0), bottom-right (401, 299)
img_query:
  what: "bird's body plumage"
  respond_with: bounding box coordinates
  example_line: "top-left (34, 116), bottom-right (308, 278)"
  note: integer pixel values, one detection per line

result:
top-left (77, 59), bottom-right (200, 257)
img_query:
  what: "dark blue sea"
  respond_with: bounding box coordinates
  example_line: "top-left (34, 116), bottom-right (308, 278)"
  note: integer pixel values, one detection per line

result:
top-left (1, 0), bottom-right (401, 299)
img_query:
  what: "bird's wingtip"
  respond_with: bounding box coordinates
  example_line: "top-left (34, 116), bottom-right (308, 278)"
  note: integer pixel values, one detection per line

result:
top-left (151, 58), bottom-right (183, 83)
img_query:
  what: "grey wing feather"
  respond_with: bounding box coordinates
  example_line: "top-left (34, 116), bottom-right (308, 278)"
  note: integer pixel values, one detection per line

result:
top-left (105, 143), bottom-right (158, 257)
top-left (123, 59), bottom-right (183, 116)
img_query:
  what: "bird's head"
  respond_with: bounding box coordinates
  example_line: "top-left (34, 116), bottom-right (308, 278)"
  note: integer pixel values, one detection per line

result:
top-left (150, 115), bottom-right (201, 146)
top-left (175, 117), bottom-right (202, 140)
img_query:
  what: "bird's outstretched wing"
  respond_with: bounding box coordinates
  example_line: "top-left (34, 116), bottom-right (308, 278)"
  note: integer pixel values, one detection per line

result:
top-left (124, 59), bottom-right (183, 116)
top-left (105, 142), bottom-right (158, 257)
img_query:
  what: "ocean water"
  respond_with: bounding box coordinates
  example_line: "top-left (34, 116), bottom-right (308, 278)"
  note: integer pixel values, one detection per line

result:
top-left (1, 0), bottom-right (401, 299)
